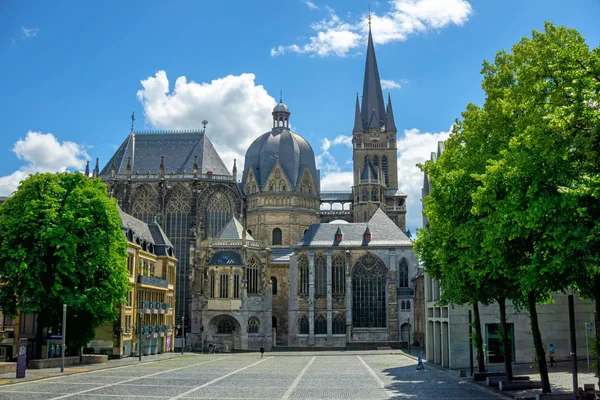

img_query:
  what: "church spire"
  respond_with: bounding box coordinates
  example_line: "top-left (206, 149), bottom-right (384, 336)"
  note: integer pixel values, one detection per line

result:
top-left (386, 92), bottom-right (397, 132)
top-left (360, 23), bottom-right (385, 131)
top-left (353, 93), bottom-right (363, 132)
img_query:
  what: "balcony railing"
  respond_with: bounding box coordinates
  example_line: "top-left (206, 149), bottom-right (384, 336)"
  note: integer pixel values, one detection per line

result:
top-left (137, 275), bottom-right (168, 289)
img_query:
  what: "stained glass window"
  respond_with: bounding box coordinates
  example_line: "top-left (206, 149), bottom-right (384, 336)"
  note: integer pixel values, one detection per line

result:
top-left (298, 254), bottom-right (309, 295)
top-left (382, 156), bottom-right (388, 186)
top-left (209, 270), bottom-right (215, 298)
top-left (352, 253), bottom-right (387, 328)
top-left (315, 255), bottom-right (326, 296)
top-left (399, 258), bottom-right (409, 288)
top-left (207, 192), bottom-right (232, 238)
top-left (299, 315), bottom-right (309, 335)
top-left (233, 271), bottom-right (240, 298)
top-left (333, 314), bottom-right (346, 335)
top-left (246, 257), bottom-right (260, 295)
top-left (332, 254), bottom-right (345, 295)
top-left (219, 272), bottom-right (229, 298)
top-left (271, 276), bottom-right (278, 295)
top-left (247, 317), bottom-right (259, 334)
top-left (315, 314), bottom-right (327, 335)
top-left (131, 185), bottom-right (158, 224)
top-left (217, 319), bottom-right (235, 334)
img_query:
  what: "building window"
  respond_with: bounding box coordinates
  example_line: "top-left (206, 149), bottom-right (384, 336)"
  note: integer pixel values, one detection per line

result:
top-left (399, 258), bottom-right (409, 288)
top-left (219, 272), bottom-right (229, 298)
top-left (271, 276), bottom-right (278, 295)
top-left (382, 156), bottom-right (388, 186)
top-left (246, 257), bottom-right (260, 294)
top-left (352, 253), bottom-right (387, 328)
top-left (315, 314), bottom-right (327, 335)
top-left (333, 314), bottom-right (346, 335)
top-left (362, 188), bottom-right (368, 201)
top-left (206, 191), bottom-right (232, 238)
top-left (247, 229), bottom-right (252, 237)
top-left (298, 254), bottom-right (309, 295)
top-left (272, 228), bottom-right (282, 245)
top-left (371, 188), bottom-right (377, 201)
top-left (373, 155), bottom-right (379, 167)
top-left (209, 270), bottom-right (215, 298)
top-left (233, 271), bottom-right (240, 298)
top-left (247, 317), bottom-right (259, 334)
top-left (332, 254), bottom-right (345, 295)
top-left (299, 315), bottom-right (309, 335)
top-left (315, 255), bottom-right (326, 296)
top-left (217, 319), bottom-right (235, 334)
top-left (127, 255), bottom-right (134, 275)
top-left (401, 301), bottom-right (406, 310)
top-left (406, 300), bottom-right (411, 310)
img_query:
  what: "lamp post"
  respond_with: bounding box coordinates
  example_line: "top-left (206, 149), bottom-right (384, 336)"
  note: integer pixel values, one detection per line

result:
top-left (408, 317), bottom-right (411, 355)
top-left (181, 316), bottom-right (185, 355)
top-left (61, 304), bottom-right (66, 373)
top-left (138, 310), bottom-right (142, 362)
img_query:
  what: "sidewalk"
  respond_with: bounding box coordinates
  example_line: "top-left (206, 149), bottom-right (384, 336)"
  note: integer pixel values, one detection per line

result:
top-left (0, 352), bottom-right (190, 385)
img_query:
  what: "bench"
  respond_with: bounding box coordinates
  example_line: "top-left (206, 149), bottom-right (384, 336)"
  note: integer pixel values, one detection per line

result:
top-left (486, 376), bottom-right (530, 387)
top-left (499, 380), bottom-right (543, 391)
top-left (473, 372), bottom-right (506, 381)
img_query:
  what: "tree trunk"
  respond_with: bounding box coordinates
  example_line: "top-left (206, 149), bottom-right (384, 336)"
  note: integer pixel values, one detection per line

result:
top-left (595, 273), bottom-right (600, 388)
top-left (498, 296), bottom-right (514, 380)
top-left (473, 302), bottom-right (486, 372)
top-left (528, 291), bottom-right (551, 393)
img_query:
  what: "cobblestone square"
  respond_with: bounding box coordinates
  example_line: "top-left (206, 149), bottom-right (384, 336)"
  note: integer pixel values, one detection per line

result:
top-left (0, 352), bottom-right (503, 399)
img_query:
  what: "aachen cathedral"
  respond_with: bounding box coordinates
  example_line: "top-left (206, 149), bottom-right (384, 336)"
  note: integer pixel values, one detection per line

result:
top-left (98, 23), bottom-right (417, 351)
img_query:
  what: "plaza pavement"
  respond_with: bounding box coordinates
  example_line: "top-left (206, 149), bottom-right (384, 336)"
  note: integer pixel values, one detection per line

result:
top-left (0, 351), bottom-right (505, 399)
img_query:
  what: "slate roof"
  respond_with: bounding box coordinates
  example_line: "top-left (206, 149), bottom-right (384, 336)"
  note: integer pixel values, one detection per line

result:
top-left (242, 128), bottom-right (320, 194)
top-left (208, 250), bottom-right (243, 266)
top-left (360, 156), bottom-right (378, 182)
top-left (215, 217), bottom-right (254, 241)
top-left (298, 208), bottom-right (411, 247)
top-left (320, 191), bottom-right (353, 202)
top-left (119, 207), bottom-right (174, 257)
top-left (99, 131), bottom-right (230, 176)
top-left (119, 208), bottom-right (155, 245)
top-left (270, 247), bottom-right (294, 264)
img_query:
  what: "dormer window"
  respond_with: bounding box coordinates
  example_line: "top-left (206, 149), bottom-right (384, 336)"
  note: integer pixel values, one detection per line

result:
top-left (335, 227), bottom-right (342, 243)
top-left (363, 227), bottom-right (371, 243)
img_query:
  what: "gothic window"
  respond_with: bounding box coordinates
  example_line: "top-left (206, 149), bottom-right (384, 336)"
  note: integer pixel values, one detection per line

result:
top-left (246, 257), bottom-right (260, 295)
top-left (164, 186), bottom-right (192, 319)
top-left (282, 185), bottom-right (286, 191)
top-left (315, 255), bottom-right (326, 296)
top-left (131, 185), bottom-right (158, 224)
top-left (206, 191), bottom-right (232, 238)
top-left (247, 229), bottom-right (252, 237)
top-left (209, 270), bottom-right (215, 298)
top-left (333, 314), bottom-right (346, 335)
top-left (247, 317), bottom-right (259, 334)
top-left (299, 315), bottom-right (309, 335)
top-left (401, 301), bottom-right (406, 310)
top-left (233, 271), bottom-right (240, 298)
top-left (217, 318), bottom-right (235, 334)
top-left (332, 254), bottom-right (345, 295)
top-left (219, 272), bottom-right (229, 298)
top-left (371, 188), bottom-right (377, 201)
top-left (362, 188), bottom-right (368, 201)
top-left (352, 253), bottom-right (387, 328)
top-left (271, 276), bottom-right (278, 295)
top-left (298, 254), bottom-right (309, 295)
top-left (382, 156), bottom-right (389, 186)
top-left (373, 155), bottom-right (379, 167)
top-left (315, 314), bottom-right (327, 335)
top-left (399, 258), bottom-right (409, 288)
top-left (275, 170), bottom-right (280, 178)
top-left (406, 301), bottom-right (411, 310)
top-left (272, 228), bottom-right (282, 245)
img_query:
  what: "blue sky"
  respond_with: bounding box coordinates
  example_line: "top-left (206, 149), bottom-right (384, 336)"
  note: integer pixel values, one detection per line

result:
top-left (1, 0), bottom-right (599, 233)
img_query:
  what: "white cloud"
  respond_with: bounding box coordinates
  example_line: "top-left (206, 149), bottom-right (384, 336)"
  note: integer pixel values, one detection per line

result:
top-left (381, 79), bottom-right (404, 90)
top-left (21, 26), bottom-right (39, 39)
top-left (397, 127), bottom-right (451, 233)
top-left (316, 135), bottom-right (352, 172)
top-left (137, 71), bottom-right (275, 176)
top-left (305, 1), bottom-right (318, 9)
top-left (0, 131), bottom-right (89, 196)
top-left (272, 0), bottom-right (472, 57)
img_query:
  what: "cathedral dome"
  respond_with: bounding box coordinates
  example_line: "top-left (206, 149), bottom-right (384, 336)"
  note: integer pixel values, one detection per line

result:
top-left (242, 128), bottom-right (319, 195)
top-left (273, 102), bottom-right (289, 112)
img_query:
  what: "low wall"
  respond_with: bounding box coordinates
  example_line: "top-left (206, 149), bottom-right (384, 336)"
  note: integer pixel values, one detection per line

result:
top-left (0, 363), bottom-right (16, 374)
top-left (81, 354), bottom-right (108, 365)
top-left (29, 355), bottom-right (108, 369)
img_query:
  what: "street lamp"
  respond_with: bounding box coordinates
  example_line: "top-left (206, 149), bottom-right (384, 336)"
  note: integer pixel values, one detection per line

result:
top-left (181, 315), bottom-right (185, 355)
top-left (138, 310), bottom-right (143, 362)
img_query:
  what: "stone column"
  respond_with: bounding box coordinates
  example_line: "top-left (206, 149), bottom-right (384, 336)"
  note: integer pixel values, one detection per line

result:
top-left (345, 251), bottom-right (352, 341)
top-left (326, 251), bottom-right (332, 339)
top-left (288, 254), bottom-right (298, 346)
top-left (308, 251), bottom-right (315, 345)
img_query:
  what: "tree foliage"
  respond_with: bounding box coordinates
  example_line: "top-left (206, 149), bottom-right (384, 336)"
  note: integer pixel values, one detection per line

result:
top-left (0, 172), bottom-right (129, 348)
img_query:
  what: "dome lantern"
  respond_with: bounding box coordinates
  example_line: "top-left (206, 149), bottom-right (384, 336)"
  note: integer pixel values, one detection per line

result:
top-left (272, 90), bottom-right (290, 129)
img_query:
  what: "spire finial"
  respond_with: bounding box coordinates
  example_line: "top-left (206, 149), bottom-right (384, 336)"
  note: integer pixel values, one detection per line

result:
top-left (130, 111), bottom-right (135, 133)
top-left (368, 1), bottom-right (371, 26)
top-left (202, 120), bottom-right (208, 133)
top-left (280, 89), bottom-right (283, 103)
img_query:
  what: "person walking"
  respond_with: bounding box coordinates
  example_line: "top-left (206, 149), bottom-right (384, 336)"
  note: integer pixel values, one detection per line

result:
top-left (416, 351), bottom-right (426, 371)
top-left (549, 344), bottom-right (557, 367)
top-left (259, 345), bottom-right (265, 359)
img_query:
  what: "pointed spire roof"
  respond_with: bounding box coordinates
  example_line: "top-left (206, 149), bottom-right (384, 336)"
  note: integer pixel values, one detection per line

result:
top-left (353, 93), bottom-right (363, 132)
top-left (215, 217), bottom-right (254, 241)
top-left (360, 155), bottom-right (378, 182)
top-left (386, 92), bottom-right (397, 132)
top-left (360, 25), bottom-right (386, 131)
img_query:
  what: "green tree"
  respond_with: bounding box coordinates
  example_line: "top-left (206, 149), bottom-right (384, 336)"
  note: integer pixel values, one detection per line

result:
top-left (471, 22), bottom-right (600, 393)
top-left (0, 172), bottom-right (129, 352)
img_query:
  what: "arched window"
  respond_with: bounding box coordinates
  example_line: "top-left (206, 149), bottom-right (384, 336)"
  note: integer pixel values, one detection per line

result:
top-left (362, 188), bottom-right (368, 201)
top-left (233, 270), bottom-right (240, 298)
top-left (131, 184), bottom-right (158, 224)
top-left (217, 319), bottom-right (235, 334)
top-left (298, 255), bottom-right (309, 295)
top-left (271, 276), bottom-right (278, 295)
top-left (315, 314), bottom-right (327, 335)
top-left (219, 272), bottom-right (229, 298)
top-left (209, 270), bottom-right (215, 298)
top-left (399, 258), bottom-right (409, 288)
top-left (352, 253), bottom-right (387, 328)
top-left (247, 229), bottom-right (252, 237)
top-left (299, 315), bottom-right (309, 335)
top-left (382, 156), bottom-right (388, 186)
top-left (332, 254), bottom-right (345, 295)
top-left (373, 155), bottom-right (379, 167)
top-left (333, 314), bottom-right (346, 335)
top-left (406, 300), bottom-right (411, 310)
top-left (247, 317), bottom-right (259, 334)
top-left (246, 257), bottom-right (260, 294)
top-left (272, 228), bottom-right (282, 245)
top-left (272, 316), bottom-right (278, 332)
top-left (401, 300), bottom-right (406, 310)
top-left (315, 255), bottom-right (326, 296)
top-left (371, 188), bottom-right (377, 201)
top-left (207, 192), bottom-right (232, 238)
